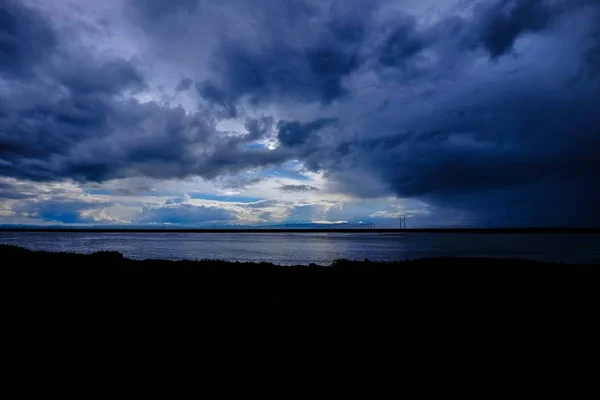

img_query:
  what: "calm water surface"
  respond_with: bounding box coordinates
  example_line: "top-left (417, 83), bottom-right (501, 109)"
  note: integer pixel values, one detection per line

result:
top-left (1, 232), bottom-right (599, 265)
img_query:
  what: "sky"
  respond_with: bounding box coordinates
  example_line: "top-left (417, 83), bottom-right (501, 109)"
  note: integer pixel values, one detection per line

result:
top-left (0, 0), bottom-right (599, 228)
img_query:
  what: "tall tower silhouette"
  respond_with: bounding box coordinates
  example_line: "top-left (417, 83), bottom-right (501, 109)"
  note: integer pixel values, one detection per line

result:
top-left (399, 215), bottom-right (407, 230)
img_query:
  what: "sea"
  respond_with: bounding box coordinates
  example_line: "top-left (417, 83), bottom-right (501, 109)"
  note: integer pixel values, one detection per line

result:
top-left (1, 231), bottom-right (599, 265)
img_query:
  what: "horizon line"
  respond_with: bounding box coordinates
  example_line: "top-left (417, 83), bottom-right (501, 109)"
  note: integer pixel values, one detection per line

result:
top-left (0, 227), bottom-right (599, 234)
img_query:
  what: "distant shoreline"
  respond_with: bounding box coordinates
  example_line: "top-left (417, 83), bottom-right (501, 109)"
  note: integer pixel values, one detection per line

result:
top-left (0, 227), bottom-right (599, 234)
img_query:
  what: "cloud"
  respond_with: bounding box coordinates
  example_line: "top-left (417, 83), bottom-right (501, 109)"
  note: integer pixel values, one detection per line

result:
top-left (2, 1), bottom-right (313, 186)
top-left (130, 0), bottom-right (199, 26)
top-left (14, 198), bottom-right (112, 224)
top-left (196, 81), bottom-right (238, 118)
top-left (174, 77), bottom-right (193, 93)
top-left (80, 205), bottom-right (140, 224)
top-left (138, 204), bottom-right (237, 225)
top-left (0, 179), bottom-right (36, 199)
top-left (378, 16), bottom-right (429, 67)
top-left (192, 0), bottom-right (371, 106)
top-left (245, 117), bottom-right (275, 141)
top-left (0, 0), bottom-right (56, 78)
top-left (0, 5), bottom-right (293, 184)
top-left (473, 0), bottom-right (560, 58)
top-left (199, 44), bottom-right (361, 106)
top-left (279, 184), bottom-right (320, 193)
top-left (1, 0), bottom-right (600, 226)
top-left (277, 118), bottom-right (337, 147)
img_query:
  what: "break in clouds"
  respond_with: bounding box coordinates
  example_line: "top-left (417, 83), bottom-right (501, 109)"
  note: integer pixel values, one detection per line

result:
top-left (1, 0), bottom-right (599, 226)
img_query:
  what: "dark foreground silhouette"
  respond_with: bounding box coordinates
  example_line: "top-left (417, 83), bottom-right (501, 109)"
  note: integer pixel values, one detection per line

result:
top-left (4, 244), bottom-right (598, 356)
top-left (3, 244), bottom-right (598, 304)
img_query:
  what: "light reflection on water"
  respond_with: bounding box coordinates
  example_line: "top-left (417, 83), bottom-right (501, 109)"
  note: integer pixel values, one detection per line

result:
top-left (0, 232), bottom-right (598, 265)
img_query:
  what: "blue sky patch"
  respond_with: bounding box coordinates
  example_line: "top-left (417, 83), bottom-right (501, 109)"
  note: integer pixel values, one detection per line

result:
top-left (244, 143), bottom-right (268, 150)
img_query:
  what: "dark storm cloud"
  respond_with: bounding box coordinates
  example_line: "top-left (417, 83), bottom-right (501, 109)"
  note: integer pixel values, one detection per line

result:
top-left (328, 18), bottom-right (366, 44)
top-left (58, 58), bottom-right (146, 95)
top-left (379, 17), bottom-right (429, 67)
top-left (196, 81), bottom-right (237, 118)
top-left (279, 185), bottom-right (319, 193)
top-left (199, 44), bottom-right (360, 106)
top-left (190, 0), bottom-right (570, 115)
top-left (193, 0), bottom-right (371, 106)
top-left (175, 77), bottom-right (194, 93)
top-left (0, 70), bottom-right (288, 182)
top-left (267, 0), bottom-right (600, 225)
top-left (472, 0), bottom-right (560, 58)
top-left (319, 81), bottom-right (600, 225)
top-left (584, 19), bottom-right (600, 79)
top-left (130, 0), bottom-right (198, 24)
top-left (245, 117), bottom-right (275, 141)
top-left (0, 0), bottom-right (296, 183)
top-left (277, 118), bottom-right (337, 147)
top-left (2, 0), bottom-right (600, 226)
top-left (0, 0), bottom-right (56, 78)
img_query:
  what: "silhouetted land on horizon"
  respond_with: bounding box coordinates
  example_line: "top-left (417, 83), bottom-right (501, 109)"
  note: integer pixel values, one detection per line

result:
top-left (1, 227), bottom-right (599, 234)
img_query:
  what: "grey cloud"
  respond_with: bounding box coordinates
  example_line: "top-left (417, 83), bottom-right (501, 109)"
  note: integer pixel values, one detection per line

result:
top-left (0, 179), bottom-right (66, 200)
top-left (329, 19), bottom-right (366, 44)
top-left (320, 81), bottom-right (600, 224)
top-left (138, 204), bottom-right (236, 225)
top-left (287, 204), bottom-right (325, 222)
top-left (277, 118), bottom-right (337, 147)
top-left (175, 77), bottom-right (194, 93)
top-left (245, 117), bottom-right (275, 141)
top-left (0, 72), bottom-right (292, 183)
top-left (373, 0), bottom-right (571, 81)
top-left (584, 21), bottom-right (600, 79)
top-left (57, 58), bottom-right (146, 95)
top-left (130, 0), bottom-right (198, 25)
top-left (14, 198), bottom-right (112, 224)
top-left (188, 1), bottom-right (373, 107)
top-left (215, 176), bottom-right (263, 190)
top-left (0, 2), bottom-right (301, 184)
top-left (196, 81), bottom-right (237, 118)
top-left (200, 44), bottom-right (361, 106)
top-left (245, 199), bottom-right (281, 209)
top-left (2, 0), bottom-right (600, 227)
top-left (378, 17), bottom-right (428, 67)
top-left (165, 197), bottom-right (187, 205)
top-left (0, 0), bottom-right (56, 78)
top-left (279, 184), bottom-right (319, 193)
top-left (0, 186), bottom-right (32, 199)
top-left (474, 0), bottom-right (559, 58)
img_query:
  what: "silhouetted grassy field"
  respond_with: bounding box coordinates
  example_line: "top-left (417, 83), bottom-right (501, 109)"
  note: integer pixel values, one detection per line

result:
top-left (3, 244), bottom-right (598, 336)
top-left (3, 243), bottom-right (598, 295)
